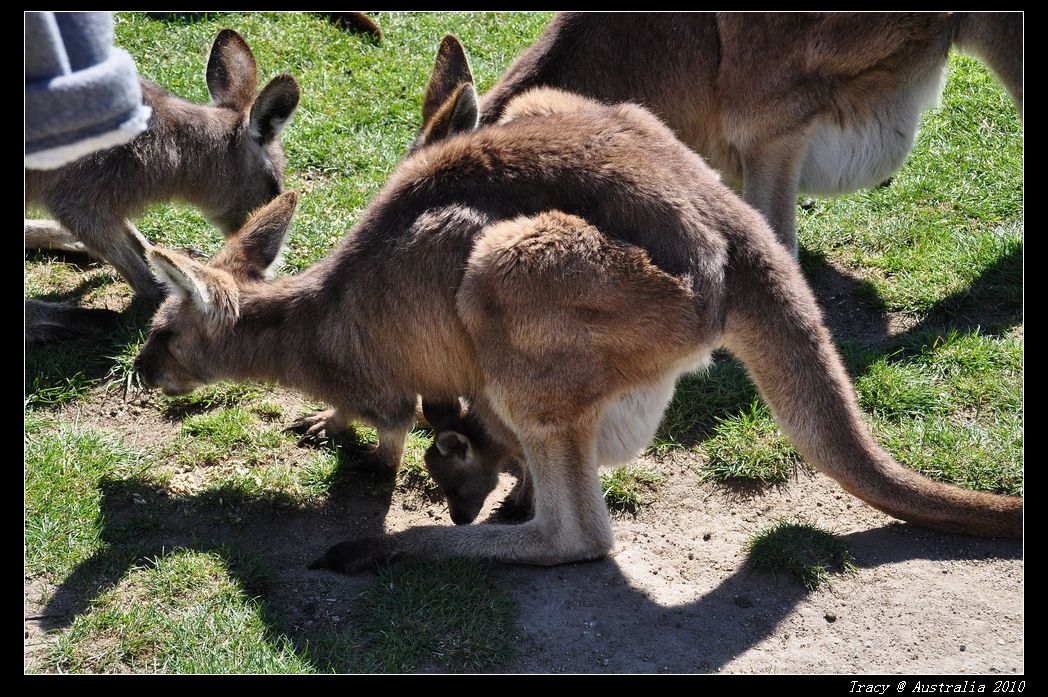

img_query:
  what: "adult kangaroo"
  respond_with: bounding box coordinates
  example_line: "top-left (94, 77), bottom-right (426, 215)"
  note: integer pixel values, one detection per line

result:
top-left (135, 37), bottom-right (1022, 574)
top-left (469, 12), bottom-right (1023, 254)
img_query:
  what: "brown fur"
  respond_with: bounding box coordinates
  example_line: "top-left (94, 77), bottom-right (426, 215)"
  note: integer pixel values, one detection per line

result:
top-left (135, 47), bottom-right (1021, 573)
top-left (478, 12), bottom-right (1023, 254)
top-left (319, 12), bottom-right (383, 41)
top-left (25, 29), bottom-right (300, 340)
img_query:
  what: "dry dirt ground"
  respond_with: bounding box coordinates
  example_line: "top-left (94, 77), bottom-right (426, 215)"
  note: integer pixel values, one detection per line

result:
top-left (24, 260), bottom-right (1023, 675)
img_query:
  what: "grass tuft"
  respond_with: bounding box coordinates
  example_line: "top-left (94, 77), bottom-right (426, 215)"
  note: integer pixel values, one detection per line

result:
top-left (703, 402), bottom-right (800, 484)
top-left (746, 518), bottom-right (856, 591)
top-left (600, 465), bottom-right (663, 514)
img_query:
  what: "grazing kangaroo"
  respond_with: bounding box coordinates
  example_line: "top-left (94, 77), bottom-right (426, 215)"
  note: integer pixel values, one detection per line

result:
top-left (422, 399), bottom-right (531, 525)
top-left (25, 29), bottom-right (300, 338)
top-left (474, 12), bottom-right (1023, 254)
top-left (135, 35), bottom-right (1021, 573)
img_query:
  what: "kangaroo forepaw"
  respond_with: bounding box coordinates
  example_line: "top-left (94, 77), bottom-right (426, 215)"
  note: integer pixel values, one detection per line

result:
top-left (287, 408), bottom-right (346, 446)
top-left (308, 537), bottom-right (402, 574)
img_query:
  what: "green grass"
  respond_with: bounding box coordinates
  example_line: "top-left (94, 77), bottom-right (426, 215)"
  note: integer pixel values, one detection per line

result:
top-left (703, 401), bottom-right (801, 484)
top-left (50, 548), bottom-right (512, 673)
top-left (24, 415), bottom-right (149, 577)
top-left (349, 559), bottom-right (516, 672)
top-left (24, 10), bottom-right (1022, 674)
top-left (162, 382), bottom-right (269, 416)
top-left (52, 549), bottom-right (310, 674)
top-left (601, 465), bottom-right (663, 514)
top-left (746, 518), bottom-right (856, 591)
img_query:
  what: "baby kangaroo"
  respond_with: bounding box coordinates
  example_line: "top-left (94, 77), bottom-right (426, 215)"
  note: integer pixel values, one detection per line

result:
top-left (422, 399), bottom-right (531, 525)
top-left (470, 12), bottom-right (1023, 254)
top-left (135, 36), bottom-right (1021, 574)
top-left (25, 29), bottom-right (299, 339)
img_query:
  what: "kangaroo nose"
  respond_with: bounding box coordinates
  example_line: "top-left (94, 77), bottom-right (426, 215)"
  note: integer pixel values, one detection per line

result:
top-left (134, 354), bottom-right (154, 388)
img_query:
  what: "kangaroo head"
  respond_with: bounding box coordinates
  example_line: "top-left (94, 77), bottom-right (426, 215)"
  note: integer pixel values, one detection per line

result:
top-left (135, 191), bottom-right (298, 395)
top-left (420, 399), bottom-right (502, 525)
top-left (424, 430), bottom-right (500, 525)
top-left (409, 34), bottom-right (480, 152)
top-left (204, 29), bottom-right (301, 233)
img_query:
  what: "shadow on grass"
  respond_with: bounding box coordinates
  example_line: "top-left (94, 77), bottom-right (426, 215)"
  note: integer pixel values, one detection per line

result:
top-left (27, 273), bottom-right (116, 306)
top-left (25, 296), bottom-right (156, 407)
top-left (36, 440), bottom-right (399, 673)
top-left (802, 242), bottom-right (1023, 350)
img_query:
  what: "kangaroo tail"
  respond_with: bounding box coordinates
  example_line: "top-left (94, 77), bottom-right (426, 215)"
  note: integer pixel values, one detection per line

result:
top-left (719, 224), bottom-right (1022, 539)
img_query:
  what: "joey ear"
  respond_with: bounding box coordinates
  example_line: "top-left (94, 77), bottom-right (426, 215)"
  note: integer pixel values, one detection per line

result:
top-left (212, 191), bottom-right (298, 279)
top-left (435, 431), bottom-right (472, 461)
top-left (416, 35), bottom-right (478, 146)
top-left (149, 249), bottom-right (240, 332)
top-left (250, 74), bottom-right (300, 143)
top-left (206, 29), bottom-right (259, 110)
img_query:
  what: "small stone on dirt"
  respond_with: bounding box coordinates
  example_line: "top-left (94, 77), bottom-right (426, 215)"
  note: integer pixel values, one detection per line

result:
top-left (703, 533), bottom-right (712, 541)
top-left (734, 595), bottom-right (754, 609)
top-left (824, 612), bottom-right (837, 623)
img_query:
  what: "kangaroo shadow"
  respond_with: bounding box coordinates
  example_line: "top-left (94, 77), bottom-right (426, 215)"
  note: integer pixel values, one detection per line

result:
top-left (495, 524), bottom-right (1023, 673)
top-left (36, 436), bottom-right (400, 672)
top-left (24, 295), bottom-right (156, 397)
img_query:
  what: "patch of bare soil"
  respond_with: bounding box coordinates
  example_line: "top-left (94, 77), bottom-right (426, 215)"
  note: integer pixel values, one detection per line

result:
top-left (499, 452), bottom-right (1023, 674)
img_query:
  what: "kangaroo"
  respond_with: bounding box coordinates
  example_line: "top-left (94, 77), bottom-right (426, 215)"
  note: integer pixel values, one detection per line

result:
top-left (25, 29), bottom-right (300, 338)
top-left (134, 35), bottom-right (1021, 573)
top-left (422, 399), bottom-right (531, 525)
top-left (472, 12), bottom-right (1023, 254)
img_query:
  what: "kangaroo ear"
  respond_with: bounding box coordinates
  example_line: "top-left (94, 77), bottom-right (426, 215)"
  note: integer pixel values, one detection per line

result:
top-left (207, 29), bottom-right (259, 110)
top-left (423, 35), bottom-right (476, 124)
top-left (416, 35), bottom-right (478, 147)
top-left (435, 431), bottom-right (473, 462)
top-left (213, 191), bottom-right (298, 280)
top-left (150, 248), bottom-right (240, 333)
top-left (421, 83), bottom-right (479, 146)
top-left (250, 74), bottom-right (300, 143)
